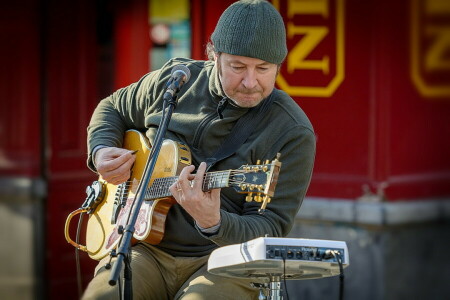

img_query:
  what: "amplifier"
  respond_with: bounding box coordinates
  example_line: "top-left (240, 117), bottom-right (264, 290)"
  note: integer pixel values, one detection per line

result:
top-left (208, 237), bottom-right (349, 280)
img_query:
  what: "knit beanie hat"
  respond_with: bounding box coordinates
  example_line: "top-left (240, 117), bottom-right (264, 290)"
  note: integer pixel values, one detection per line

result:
top-left (211, 0), bottom-right (287, 65)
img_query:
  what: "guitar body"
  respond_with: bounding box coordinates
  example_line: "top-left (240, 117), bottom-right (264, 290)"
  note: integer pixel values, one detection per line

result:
top-left (85, 130), bottom-right (191, 260)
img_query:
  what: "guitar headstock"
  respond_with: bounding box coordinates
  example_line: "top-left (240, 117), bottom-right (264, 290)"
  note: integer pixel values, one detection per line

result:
top-left (231, 153), bottom-right (282, 214)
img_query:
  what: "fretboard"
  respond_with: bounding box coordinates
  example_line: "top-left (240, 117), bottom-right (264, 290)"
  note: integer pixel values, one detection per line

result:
top-left (144, 170), bottom-right (232, 200)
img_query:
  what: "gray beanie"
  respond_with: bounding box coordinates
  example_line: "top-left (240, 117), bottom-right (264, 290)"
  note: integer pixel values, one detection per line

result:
top-left (211, 0), bottom-right (287, 65)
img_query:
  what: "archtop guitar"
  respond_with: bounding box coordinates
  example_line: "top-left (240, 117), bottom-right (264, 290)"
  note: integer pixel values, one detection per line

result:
top-left (65, 130), bottom-right (281, 260)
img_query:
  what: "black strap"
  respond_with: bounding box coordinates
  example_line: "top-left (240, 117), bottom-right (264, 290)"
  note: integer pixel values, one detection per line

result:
top-left (205, 93), bottom-right (274, 171)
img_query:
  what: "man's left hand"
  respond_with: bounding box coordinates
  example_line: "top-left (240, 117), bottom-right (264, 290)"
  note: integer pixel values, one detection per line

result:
top-left (169, 162), bottom-right (221, 229)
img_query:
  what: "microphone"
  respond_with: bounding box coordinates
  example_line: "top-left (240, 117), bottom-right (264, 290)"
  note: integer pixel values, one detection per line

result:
top-left (163, 65), bottom-right (191, 102)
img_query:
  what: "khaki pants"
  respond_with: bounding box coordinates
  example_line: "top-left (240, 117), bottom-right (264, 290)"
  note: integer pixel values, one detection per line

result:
top-left (82, 243), bottom-right (260, 300)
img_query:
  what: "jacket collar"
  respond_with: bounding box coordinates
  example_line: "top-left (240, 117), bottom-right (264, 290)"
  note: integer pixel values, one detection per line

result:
top-left (207, 61), bottom-right (226, 100)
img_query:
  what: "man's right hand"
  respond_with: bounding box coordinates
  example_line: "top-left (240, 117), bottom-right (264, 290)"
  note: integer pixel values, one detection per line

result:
top-left (94, 147), bottom-right (137, 185)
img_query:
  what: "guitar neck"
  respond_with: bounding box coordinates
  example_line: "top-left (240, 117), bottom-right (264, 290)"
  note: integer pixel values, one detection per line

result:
top-left (145, 170), bottom-right (232, 200)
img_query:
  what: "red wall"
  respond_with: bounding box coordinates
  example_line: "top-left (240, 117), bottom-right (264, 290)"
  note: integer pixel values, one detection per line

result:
top-left (0, 1), bottom-right (41, 177)
top-left (274, 0), bottom-right (450, 201)
top-left (191, 0), bottom-right (235, 60)
top-left (114, 0), bottom-right (152, 89)
top-left (45, 0), bottom-right (99, 297)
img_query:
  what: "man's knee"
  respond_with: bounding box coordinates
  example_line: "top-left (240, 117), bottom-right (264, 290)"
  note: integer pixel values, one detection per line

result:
top-left (81, 267), bottom-right (120, 300)
top-left (176, 273), bottom-right (259, 300)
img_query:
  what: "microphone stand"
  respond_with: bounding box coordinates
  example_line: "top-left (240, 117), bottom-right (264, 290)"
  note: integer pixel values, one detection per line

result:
top-left (108, 91), bottom-right (180, 300)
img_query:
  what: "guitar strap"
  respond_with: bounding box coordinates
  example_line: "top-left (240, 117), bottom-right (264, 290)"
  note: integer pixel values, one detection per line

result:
top-left (205, 92), bottom-right (274, 171)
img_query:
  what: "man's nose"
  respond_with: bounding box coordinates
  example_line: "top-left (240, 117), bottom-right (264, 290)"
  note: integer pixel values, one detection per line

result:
top-left (241, 69), bottom-right (258, 89)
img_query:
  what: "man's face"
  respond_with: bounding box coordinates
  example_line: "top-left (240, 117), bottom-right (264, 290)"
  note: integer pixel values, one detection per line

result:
top-left (216, 53), bottom-right (279, 108)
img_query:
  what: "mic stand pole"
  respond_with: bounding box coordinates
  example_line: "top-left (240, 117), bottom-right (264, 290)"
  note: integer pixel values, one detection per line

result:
top-left (108, 94), bottom-right (179, 300)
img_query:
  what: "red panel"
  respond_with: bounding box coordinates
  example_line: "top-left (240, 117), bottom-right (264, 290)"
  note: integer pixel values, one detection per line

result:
top-left (276, 0), bottom-right (450, 201)
top-left (45, 0), bottom-right (99, 298)
top-left (274, 0), bottom-right (372, 199)
top-left (190, 0), bottom-right (205, 60)
top-left (46, 0), bottom-right (98, 177)
top-left (191, 0), bottom-right (235, 60)
top-left (0, 2), bottom-right (41, 177)
top-left (202, 0), bottom-right (235, 42)
top-left (386, 0), bottom-right (450, 199)
top-left (114, 0), bottom-right (152, 89)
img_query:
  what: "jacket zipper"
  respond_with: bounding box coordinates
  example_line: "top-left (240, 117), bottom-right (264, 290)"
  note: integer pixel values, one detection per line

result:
top-left (192, 111), bottom-right (218, 149)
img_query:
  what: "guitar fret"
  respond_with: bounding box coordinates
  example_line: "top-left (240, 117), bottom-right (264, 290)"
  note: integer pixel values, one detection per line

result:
top-left (145, 177), bottom-right (177, 200)
top-left (203, 170), bottom-right (230, 190)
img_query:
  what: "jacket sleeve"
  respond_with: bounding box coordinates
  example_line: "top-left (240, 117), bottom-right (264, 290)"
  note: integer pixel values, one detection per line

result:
top-left (205, 123), bottom-right (316, 246)
top-left (86, 68), bottom-right (167, 172)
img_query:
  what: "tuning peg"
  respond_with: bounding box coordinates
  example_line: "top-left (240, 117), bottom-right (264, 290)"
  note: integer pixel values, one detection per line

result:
top-left (254, 193), bottom-right (263, 202)
top-left (258, 195), bottom-right (271, 214)
top-left (245, 193), bottom-right (253, 202)
top-left (256, 159), bottom-right (261, 165)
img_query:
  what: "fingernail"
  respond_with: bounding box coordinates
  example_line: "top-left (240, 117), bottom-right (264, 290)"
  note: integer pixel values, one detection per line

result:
top-left (130, 150), bottom-right (138, 155)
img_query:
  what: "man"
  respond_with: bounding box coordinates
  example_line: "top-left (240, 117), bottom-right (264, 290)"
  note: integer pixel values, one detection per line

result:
top-left (82, 0), bottom-right (315, 299)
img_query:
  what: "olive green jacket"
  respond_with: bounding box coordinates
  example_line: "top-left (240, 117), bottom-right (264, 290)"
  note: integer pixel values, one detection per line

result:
top-left (87, 58), bottom-right (316, 257)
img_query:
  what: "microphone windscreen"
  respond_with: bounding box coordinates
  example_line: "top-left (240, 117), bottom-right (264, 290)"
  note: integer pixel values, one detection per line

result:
top-left (171, 65), bottom-right (191, 82)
